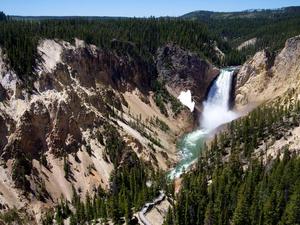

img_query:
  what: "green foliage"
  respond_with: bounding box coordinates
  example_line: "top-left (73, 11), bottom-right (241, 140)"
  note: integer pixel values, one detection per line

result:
top-left (0, 208), bottom-right (25, 225)
top-left (165, 99), bottom-right (300, 225)
top-left (127, 116), bottom-right (164, 148)
top-left (55, 199), bottom-right (71, 225)
top-left (207, 100), bottom-right (300, 161)
top-left (0, 20), bottom-right (38, 86)
top-left (104, 90), bottom-right (123, 112)
top-left (166, 152), bottom-right (300, 225)
top-left (104, 124), bottom-right (126, 166)
top-left (206, 10), bottom-right (300, 63)
top-left (154, 93), bottom-right (169, 116)
top-left (1, 9), bottom-right (300, 84)
top-left (152, 80), bottom-right (183, 117)
top-left (46, 152), bottom-right (168, 225)
top-left (280, 181), bottom-right (300, 225)
top-left (183, 7), bottom-right (300, 65)
top-left (171, 99), bottom-right (184, 116)
top-left (0, 17), bottom-right (226, 83)
top-left (41, 212), bottom-right (54, 225)
top-left (155, 117), bottom-right (170, 132)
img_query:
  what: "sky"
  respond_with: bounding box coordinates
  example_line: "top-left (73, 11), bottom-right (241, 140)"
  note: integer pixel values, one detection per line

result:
top-left (1, 0), bottom-right (300, 17)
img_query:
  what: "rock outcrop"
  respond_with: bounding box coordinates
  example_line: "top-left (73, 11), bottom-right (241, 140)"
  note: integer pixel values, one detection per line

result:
top-left (235, 35), bottom-right (300, 109)
top-left (0, 39), bottom-right (218, 222)
top-left (237, 37), bottom-right (257, 51)
top-left (157, 44), bottom-right (220, 104)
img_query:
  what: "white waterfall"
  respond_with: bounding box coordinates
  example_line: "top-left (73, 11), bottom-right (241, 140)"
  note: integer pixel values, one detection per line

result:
top-left (169, 68), bottom-right (238, 179)
top-left (200, 69), bottom-right (237, 132)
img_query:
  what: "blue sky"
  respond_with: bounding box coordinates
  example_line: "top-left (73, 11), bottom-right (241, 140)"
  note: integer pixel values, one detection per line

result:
top-left (1, 0), bottom-right (300, 17)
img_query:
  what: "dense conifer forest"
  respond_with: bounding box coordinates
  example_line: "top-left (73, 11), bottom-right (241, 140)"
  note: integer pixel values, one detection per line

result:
top-left (0, 11), bottom-right (229, 84)
top-left (165, 152), bottom-right (300, 225)
top-left (38, 121), bottom-right (170, 225)
top-left (183, 6), bottom-right (300, 59)
top-left (1, 7), bottom-right (300, 225)
top-left (164, 99), bottom-right (300, 225)
top-left (42, 153), bottom-right (169, 225)
top-left (1, 8), bottom-right (300, 83)
top-left (39, 92), bottom-right (300, 225)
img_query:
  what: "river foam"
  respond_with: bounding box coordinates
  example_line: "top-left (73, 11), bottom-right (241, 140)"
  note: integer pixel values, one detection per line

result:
top-left (169, 68), bottom-right (238, 179)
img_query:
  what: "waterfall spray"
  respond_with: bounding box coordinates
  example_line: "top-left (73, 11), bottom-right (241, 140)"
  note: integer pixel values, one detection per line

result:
top-left (169, 68), bottom-right (238, 179)
top-left (200, 69), bottom-right (237, 131)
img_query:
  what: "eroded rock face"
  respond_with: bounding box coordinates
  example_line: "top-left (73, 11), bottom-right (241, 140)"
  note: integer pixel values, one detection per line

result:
top-left (0, 115), bottom-right (8, 152)
top-left (235, 50), bottom-right (270, 89)
top-left (273, 35), bottom-right (300, 77)
top-left (0, 48), bottom-right (23, 100)
top-left (0, 39), bottom-right (218, 221)
top-left (234, 50), bottom-right (272, 106)
top-left (4, 101), bottom-right (50, 158)
top-left (157, 44), bottom-right (220, 104)
top-left (0, 83), bottom-right (6, 101)
top-left (235, 35), bottom-right (300, 109)
top-left (1, 40), bottom-right (220, 163)
top-left (63, 42), bottom-right (156, 93)
top-left (0, 39), bottom-right (219, 164)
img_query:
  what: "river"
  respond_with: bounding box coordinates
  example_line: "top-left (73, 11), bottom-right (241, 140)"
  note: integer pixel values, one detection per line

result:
top-left (169, 68), bottom-right (239, 179)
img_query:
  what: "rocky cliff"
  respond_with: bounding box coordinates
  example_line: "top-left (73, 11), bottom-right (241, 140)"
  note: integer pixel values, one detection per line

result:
top-left (0, 39), bottom-right (217, 223)
top-left (157, 44), bottom-right (219, 105)
top-left (235, 35), bottom-right (300, 109)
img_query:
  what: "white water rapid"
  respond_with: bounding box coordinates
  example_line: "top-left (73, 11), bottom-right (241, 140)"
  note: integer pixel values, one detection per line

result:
top-left (200, 69), bottom-right (237, 131)
top-left (169, 68), bottom-right (238, 179)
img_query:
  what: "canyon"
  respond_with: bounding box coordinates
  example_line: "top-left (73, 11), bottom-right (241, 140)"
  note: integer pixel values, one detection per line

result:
top-left (0, 38), bottom-right (219, 223)
top-left (0, 12), bottom-right (300, 224)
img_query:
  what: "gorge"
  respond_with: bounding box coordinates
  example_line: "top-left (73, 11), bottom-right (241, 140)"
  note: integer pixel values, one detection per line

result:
top-left (0, 7), bottom-right (300, 225)
top-left (169, 68), bottom-right (238, 178)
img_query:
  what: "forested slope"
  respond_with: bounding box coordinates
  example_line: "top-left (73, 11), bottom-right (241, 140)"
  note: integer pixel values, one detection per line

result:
top-left (162, 27), bottom-right (300, 225)
top-left (0, 7), bottom-right (300, 225)
top-left (164, 95), bottom-right (300, 225)
top-left (0, 12), bottom-right (229, 84)
top-left (183, 6), bottom-right (300, 64)
top-left (0, 14), bottom-right (220, 223)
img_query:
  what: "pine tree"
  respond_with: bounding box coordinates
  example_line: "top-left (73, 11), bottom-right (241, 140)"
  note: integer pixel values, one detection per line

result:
top-left (280, 181), bottom-right (300, 225)
top-left (204, 202), bottom-right (215, 225)
top-left (232, 187), bottom-right (250, 225)
top-left (164, 208), bottom-right (174, 225)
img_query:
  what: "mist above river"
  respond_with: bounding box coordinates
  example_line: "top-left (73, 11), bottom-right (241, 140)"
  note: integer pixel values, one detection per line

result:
top-left (169, 68), bottom-right (239, 179)
top-left (200, 69), bottom-right (238, 132)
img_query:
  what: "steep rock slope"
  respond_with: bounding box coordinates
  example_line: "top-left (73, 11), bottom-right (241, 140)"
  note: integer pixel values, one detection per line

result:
top-left (0, 39), bottom-right (217, 223)
top-left (163, 35), bottom-right (300, 225)
top-left (235, 35), bottom-right (300, 109)
top-left (232, 34), bottom-right (300, 173)
top-left (157, 44), bottom-right (219, 105)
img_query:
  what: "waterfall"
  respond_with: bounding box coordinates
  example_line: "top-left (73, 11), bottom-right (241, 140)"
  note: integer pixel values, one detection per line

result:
top-left (200, 69), bottom-right (237, 131)
top-left (169, 68), bottom-right (238, 179)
